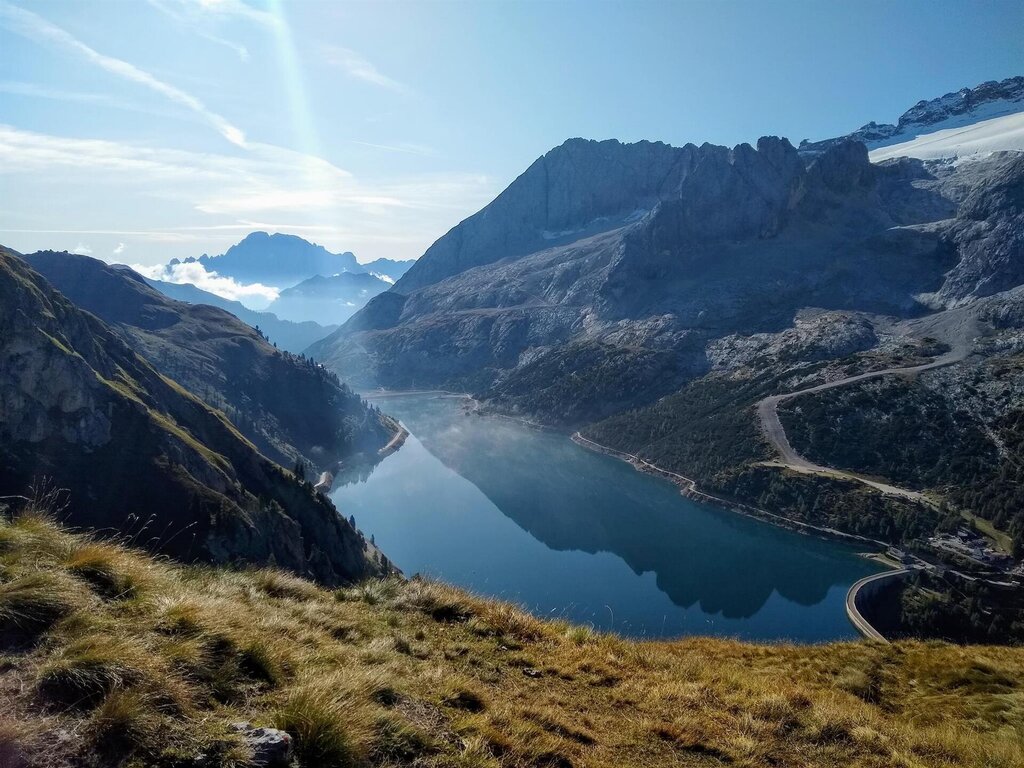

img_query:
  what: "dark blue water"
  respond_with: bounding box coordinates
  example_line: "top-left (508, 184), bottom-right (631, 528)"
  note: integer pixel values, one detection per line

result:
top-left (332, 394), bottom-right (880, 642)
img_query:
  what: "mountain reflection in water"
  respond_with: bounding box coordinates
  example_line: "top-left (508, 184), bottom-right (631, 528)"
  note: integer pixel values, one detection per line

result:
top-left (332, 394), bottom-right (880, 641)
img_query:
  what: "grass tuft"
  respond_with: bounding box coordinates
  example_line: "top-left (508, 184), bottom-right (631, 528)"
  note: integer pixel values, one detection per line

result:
top-left (274, 680), bottom-right (369, 767)
top-left (370, 713), bottom-right (436, 764)
top-left (36, 635), bottom-right (146, 708)
top-left (0, 572), bottom-right (77, 646)
top-left (65, 543), bottom-right (143, 600)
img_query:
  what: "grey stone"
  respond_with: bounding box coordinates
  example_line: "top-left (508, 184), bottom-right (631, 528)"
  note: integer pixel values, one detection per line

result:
top-left (232, 723), bottom-right (294, 768)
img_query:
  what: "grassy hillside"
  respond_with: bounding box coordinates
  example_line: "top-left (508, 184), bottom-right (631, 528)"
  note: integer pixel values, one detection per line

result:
top-left (2, 510), bottom-right (1022, 768)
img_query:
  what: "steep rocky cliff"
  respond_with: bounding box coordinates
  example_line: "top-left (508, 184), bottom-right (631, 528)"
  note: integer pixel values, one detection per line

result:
top-left (0, 247), bottom-right (386, 585)
top-left (310, 120), bottom-right (1023, 445)
top-left (26, 251), bottom-right (394, 470)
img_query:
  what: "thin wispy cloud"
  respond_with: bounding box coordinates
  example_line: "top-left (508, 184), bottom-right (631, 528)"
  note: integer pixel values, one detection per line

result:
top-left (351, 140), bottom-right (438, 157)
top-left (0, 124), bottom-right (497, 261)
top-left (113, 242), bottom-right (125, 255)
top-left (0, 80), bottom-right (207, 123)
top-left (144, 0), bottom-right (252, 61)
top-left (184, 0), bottom-right (277, 28)
top-left (324, 45), bottom-right (408, 93)
top-left (0, 1), bottom-right (247, 147)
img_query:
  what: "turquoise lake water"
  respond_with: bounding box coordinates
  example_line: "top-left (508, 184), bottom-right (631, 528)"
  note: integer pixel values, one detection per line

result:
top-left (331, 394), bottom-right (880, 642)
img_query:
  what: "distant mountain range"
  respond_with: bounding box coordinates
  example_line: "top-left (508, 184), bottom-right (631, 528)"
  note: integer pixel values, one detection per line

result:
top-left (268, 272), bottom-right (392, 324)
top-left (173, 231), bottom-right (415, 288)
top-left (0, 246), bottom-right (391, 584)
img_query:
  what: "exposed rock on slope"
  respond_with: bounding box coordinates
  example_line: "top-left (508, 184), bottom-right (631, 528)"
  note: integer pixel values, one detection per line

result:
top-left (0, 247), bottom-right (386, 584)
top-left (172, 231), bottom-right (416, 288)
top-left (26, 251), bottom-right (394, 470)
top-left (309, 135), bottom-right (1016, 423)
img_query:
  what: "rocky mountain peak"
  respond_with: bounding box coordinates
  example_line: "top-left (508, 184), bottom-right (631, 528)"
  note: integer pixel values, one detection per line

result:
top-left (800, 75), bottom-right (1024, 154)
top-left (897, 76), bottom-right (1024, 130)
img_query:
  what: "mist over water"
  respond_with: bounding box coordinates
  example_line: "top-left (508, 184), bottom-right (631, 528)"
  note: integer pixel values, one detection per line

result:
top-left (332, 394), bottom-right (881, 641)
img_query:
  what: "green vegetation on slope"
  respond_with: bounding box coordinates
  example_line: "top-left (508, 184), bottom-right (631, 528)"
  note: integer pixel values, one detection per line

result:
top-left (0, 248), bottom-right (383, 585)
top-left (25, 250), bottom-right (394, 468)
top-left (2, 510), bottom-right (1024, 768)
top-left (778, 357), bottom-right (1024, 555)
top-left (483, 341), bottom-right (691, 428)
top-left (581, 371), bottom-right (777, 481)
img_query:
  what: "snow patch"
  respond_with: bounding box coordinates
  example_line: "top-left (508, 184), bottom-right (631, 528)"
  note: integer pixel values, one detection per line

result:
top-left (869, 110), bottom-right (1024, 163)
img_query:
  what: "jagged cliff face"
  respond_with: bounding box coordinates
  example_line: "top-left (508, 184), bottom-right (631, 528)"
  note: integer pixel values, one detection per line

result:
top-left (25, 251), bottom-right (393, 469)
top-left (394, 138), bottom-right (690, 292)
top-left (309, 133), bottom-right (1023, 426)
top-left (0, 247), bottom-right (386, 585)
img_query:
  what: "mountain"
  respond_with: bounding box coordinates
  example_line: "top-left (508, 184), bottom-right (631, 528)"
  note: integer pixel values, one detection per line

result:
top-left (173, 232), bottom-right (417, 289)
top-left (268, 271), bottom-right (392, 324)
top-left (360, 256), bottom-right (416, 282)
top-left (143, 276), bottom-right (338, 352)
top-left (309, 135), bottom-right (973, 394)
top-left (181, 231), bottom-right (361, 287)
top-left (0, 246), bottom-right (387, 584)
top-left (25, 251), bottom-right (396, 471)
top-left (308, 78), bottom-right (1024, 555)
top-left (801, 75), bottom-right (1024, 160)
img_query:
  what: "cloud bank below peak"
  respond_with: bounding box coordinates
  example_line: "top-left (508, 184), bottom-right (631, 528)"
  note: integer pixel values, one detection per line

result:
top-left (130, 260), bottom-right (279, 306)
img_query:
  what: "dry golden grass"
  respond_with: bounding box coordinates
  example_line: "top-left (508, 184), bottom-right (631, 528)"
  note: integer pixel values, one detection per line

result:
top-left (0, 512), bottom-right (1022, 767)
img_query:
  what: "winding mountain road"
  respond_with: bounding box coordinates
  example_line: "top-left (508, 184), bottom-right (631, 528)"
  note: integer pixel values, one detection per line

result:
top-left (756, 312), bottom-right (978, 501)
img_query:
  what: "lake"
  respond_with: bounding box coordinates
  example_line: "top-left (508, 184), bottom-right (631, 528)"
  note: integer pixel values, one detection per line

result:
top-left (331, 393), bottom-right (881, 642)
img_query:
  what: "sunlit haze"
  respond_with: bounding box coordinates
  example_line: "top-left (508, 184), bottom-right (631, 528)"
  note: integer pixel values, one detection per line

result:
top-left (1, 0), bottom-right (1021, 265)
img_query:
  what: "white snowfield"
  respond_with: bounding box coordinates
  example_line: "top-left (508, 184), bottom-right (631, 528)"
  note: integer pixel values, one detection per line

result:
top-left (869, 109), bottom-right (1024, 162)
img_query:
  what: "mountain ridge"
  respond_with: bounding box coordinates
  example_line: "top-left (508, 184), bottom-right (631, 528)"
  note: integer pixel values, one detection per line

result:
top-left (800, 75), bottom-right (1024, 155)
top-left (172, 231), bottom-right (416, 288)
top-left (0, 246), bottom-right (388, 584)
top-left (143, 275), bottom-right (338, 352)
top-left (25, 250), bottom-right (394, 471)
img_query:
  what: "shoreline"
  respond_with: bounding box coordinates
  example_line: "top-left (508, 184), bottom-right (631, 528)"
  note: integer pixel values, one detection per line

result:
top-left (378, 419), bottom-right (410, 458)
top-left (571, 432), bottom-right (908, 640)
top-left (571, 432), bottom-right (895, 553)
top-left (358, 390), bottom-right (903, 640)
top-left (364, 388), bottom-right (899, 554)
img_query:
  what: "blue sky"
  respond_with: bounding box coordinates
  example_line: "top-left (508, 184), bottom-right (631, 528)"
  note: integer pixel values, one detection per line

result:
top-left (1, 0), bottom-right (1021, 270)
